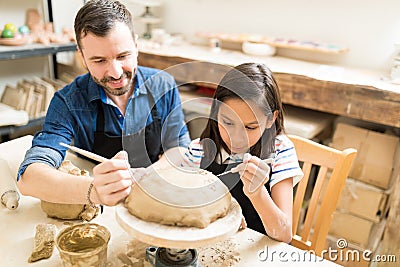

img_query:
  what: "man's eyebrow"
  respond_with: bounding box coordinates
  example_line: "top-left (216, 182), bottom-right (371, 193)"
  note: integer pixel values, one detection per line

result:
top-left (88, 51), bottom-right (132, 61)
top-left (88, 55), bottom-right (105, 61)
top-left (118, 50), bottom-right (132, 55)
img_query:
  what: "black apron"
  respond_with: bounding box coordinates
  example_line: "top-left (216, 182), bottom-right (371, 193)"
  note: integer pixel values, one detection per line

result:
top-left (92, 71), bottom-right (162, 168)
top-left (201, 159), bottom-right (271, 235)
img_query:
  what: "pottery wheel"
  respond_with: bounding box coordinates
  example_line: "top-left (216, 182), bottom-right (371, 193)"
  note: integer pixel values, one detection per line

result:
top-left (115, 198), bottom-right (242, 249)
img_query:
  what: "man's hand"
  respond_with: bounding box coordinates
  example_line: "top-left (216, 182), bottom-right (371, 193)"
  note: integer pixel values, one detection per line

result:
top-left (92, 151), bottom-right (134, 206)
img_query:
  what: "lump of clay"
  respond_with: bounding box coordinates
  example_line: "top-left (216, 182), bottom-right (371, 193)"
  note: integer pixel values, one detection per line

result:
top-left (41, 160), bottom-right (98, 221)
top-left (125, 166), bottom-right (231, 228)
top-left (41, 201), bottom-right (85, 220)
top-left (28, 223), bottom-right (56, 262)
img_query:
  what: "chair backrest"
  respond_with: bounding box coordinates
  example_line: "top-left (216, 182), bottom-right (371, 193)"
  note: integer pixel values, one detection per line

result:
top-left (288, 134), bottom-right (357, 255)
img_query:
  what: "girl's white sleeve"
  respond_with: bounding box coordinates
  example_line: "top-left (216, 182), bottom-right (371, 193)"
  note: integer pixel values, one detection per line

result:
top-left (181, 138), bottom-right (204, 169)
top-left (269, 135), bottom-right (304, 189)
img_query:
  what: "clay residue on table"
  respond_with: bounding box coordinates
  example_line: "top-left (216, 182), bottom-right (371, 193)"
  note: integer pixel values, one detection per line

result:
top-left (197, 237), bottom-right (241, 267)
top-left (109, 237), bottom-right (240, 267)
top-left (107, 239), bottom-right (151, 267)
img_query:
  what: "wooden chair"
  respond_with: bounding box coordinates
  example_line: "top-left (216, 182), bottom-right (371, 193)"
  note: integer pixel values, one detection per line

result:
top-left (288, 134), bottom-right (357, 255)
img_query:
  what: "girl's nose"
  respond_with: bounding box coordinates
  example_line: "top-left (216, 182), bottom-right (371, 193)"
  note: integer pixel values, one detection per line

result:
top-left (107, 60), bottom-right (123, 79)
top-left (230, 126), bottom-right (249, 144)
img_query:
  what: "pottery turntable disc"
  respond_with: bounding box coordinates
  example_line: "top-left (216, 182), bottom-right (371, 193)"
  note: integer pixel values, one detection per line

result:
top-left (115, 198), bottom-right (242, 267)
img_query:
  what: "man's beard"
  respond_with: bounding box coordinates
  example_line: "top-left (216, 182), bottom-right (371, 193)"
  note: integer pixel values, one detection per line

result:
top-left (92, 70), bottom-right (134, 96)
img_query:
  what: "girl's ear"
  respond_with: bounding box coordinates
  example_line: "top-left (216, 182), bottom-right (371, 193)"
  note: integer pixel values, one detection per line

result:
top-left (266, 110), bottom-right (278, 128)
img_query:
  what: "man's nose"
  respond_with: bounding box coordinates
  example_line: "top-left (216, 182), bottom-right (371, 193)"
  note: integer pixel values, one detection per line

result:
top-left (107, 60), bottom-right (123, 79)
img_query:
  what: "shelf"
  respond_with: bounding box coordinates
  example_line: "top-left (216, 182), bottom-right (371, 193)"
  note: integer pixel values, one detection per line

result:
top-left (0, 116), bottom-right (45, 142)
top-left (0, 42), bottom-right (77, 60)
top-left (196, 32), bottom-right (348, 54)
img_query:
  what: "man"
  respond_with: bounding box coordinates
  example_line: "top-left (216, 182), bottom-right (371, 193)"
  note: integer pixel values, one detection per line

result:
top-left (17, 0), bottom-right (190, 207)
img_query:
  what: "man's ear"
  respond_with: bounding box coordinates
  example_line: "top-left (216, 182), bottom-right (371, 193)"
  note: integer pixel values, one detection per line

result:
top-left (77, 48), bottom-right (87, 70)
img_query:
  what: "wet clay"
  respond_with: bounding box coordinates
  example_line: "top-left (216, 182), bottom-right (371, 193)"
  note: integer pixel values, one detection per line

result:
top-left (56, 223), bottom-right (110, 267)
top-left (125, 166), bottom-right (231, 228)
top-left (41, 160), bottom-right (98, 221)
top-left (58, 231), bottom-right (106, 253)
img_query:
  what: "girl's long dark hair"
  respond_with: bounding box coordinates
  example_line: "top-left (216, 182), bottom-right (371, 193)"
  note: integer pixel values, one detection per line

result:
top-left (200, 63), bottom-right (285, 164)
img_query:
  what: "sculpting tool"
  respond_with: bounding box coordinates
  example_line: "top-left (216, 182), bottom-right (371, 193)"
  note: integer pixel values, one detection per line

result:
top-left (59, 142), bottom-right (108, 163)
top-left (60, 143), bottom-right (138, 184)
top-left (217, 157), bottom-right (273, 177)
top-left (217, 157), bottom-right (274, 193)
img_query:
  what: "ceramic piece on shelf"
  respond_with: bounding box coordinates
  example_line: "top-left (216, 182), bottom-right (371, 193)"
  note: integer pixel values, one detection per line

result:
top-left (0, 36), bottom-right (29, 46)
top-left (242, 41), bottom-right (276, 56)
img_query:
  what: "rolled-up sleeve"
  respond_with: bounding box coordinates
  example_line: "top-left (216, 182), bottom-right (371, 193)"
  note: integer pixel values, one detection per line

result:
top-left (17, 146), bottom-right (64, 181)
top-left (17, 90), bottom-right (75, 180)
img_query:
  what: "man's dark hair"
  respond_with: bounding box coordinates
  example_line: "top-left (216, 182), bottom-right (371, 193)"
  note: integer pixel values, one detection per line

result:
top-left (74, 0), bottom-right (135, 48)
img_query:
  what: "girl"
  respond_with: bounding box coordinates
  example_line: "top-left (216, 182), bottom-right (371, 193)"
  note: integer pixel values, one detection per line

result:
top-left (183, 63), bottom-right (303, 243)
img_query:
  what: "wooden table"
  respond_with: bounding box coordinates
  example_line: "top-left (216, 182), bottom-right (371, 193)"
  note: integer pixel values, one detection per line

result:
top-left (138, 41), bottom-right (400, 128)
top-left (0, 135), bottom-right (340, 266)
top-left (0, 195), bottom-right (341, 266)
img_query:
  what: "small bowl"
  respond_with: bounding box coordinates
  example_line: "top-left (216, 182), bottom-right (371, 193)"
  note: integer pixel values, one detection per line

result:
top-left (242, 41), bottom-right (276, 56)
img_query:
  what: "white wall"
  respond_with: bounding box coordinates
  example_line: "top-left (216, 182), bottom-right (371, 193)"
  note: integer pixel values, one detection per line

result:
top-left (50, 0), bottom-right (83, 65)
top-left (50, 0), bottom-right (83, 34)
top-left (2, 0), bottom-right (399, 96)
top-left (0, 1), bottom-right (42, 27)
top-left (126, 0), bottom-right (400, 72)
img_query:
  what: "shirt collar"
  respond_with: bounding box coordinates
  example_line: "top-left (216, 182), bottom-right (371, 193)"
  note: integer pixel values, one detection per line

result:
top-left (218, 148), bottom-right (231, 164)
top-left (217, 148), bottom-right (246, 164)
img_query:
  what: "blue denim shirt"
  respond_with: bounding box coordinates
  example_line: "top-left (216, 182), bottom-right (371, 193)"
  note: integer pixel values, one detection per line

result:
top-left (17, 66), bottom-right (190, 180)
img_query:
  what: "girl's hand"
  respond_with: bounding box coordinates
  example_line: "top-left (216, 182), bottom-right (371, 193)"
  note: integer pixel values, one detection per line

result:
top-left (236, 153), bottom-right (272, 197)
top-left (92, 151), bottom-right (134, 206)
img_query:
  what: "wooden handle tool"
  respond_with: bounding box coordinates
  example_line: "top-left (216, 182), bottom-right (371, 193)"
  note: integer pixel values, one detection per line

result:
top-left (59, 143), bottom-right (108, 163)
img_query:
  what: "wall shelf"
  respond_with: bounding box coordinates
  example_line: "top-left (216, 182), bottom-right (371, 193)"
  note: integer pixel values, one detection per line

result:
top-left (0, 116), bottom-right (45, 142)
top-left (196, 32), bottom-right (348, 54)
top-left (0, 1), bottom-right (79, 141)
top-left (0, 42), bottom-right (77, 60)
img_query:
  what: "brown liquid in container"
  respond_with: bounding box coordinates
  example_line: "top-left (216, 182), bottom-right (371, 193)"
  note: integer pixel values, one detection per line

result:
top-left (56, 223), bottom-right (110, 267)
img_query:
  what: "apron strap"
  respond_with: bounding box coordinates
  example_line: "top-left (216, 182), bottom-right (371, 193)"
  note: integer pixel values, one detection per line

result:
top-left (96, 100), bottom-right (105, 132)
